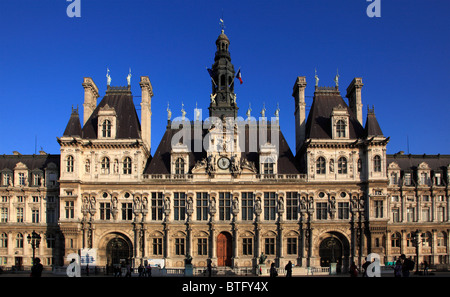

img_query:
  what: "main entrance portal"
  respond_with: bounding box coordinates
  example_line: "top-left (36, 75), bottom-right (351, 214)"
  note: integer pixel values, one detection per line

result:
top-left (217, 232), bottom-right (232, 266)
top-left (319, 236), bottom-right (343, 270)
top-left (106, 237), bottom-right (131, 267)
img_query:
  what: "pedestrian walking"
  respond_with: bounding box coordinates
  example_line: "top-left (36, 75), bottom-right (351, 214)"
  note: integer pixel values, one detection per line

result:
top-left (269, 263), bottom-right (278, 277)
top-left (362, 258), bottom-right (370, 277)
top-left (394, 259), bottom-right (402, 277)
top-left (423, 261), bottom-right (429, 275)
top-left (30, 257), bottom-right (43, 277)
top-left (349, 261), bottom-right (358, 277)
top-left (285, 261), bottom-right (292, 277)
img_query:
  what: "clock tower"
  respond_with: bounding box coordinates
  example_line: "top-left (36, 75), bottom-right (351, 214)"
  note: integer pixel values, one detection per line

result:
top-left (208, 29), bottom-right (239, 119)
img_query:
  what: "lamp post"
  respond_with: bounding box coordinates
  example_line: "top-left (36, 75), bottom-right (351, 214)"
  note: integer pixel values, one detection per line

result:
top-left (27, 230), bottom-right (41, 265)
top-left (412, 229), bottom-right (421, 275)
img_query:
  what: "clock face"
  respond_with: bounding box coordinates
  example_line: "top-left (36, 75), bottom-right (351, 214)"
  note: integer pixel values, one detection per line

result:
top-left (217, 157), bottom-right (230, 170)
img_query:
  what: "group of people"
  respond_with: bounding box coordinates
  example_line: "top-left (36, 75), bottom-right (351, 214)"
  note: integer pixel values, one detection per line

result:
top-left (137, 263), bottom-right (152, 277)
top-left (269, 261), bottom-right (293, 277)
top-left (349, 254), bottom-right (417, 277)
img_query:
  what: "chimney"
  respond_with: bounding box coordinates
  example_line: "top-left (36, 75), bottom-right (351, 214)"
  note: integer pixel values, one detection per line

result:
top-left (346, 77), bottom-right (364, 125)
top-left (139, 76), bottom-right (153, 154)
top-left (292, 76), bottom-right (307, 154)
top-left (82, 77), bottom-right (99, 125)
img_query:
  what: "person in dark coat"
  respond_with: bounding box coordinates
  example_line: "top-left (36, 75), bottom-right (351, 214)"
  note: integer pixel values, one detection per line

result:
top-left (285, 261), bottom-right (293, 277)
top-left (269, 263), bottom-right (278, 277)
top-left (30, 258), bottom-right (43, 277)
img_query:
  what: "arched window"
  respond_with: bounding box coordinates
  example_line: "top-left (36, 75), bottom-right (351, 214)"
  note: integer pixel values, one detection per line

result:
top-left (175, 158), bottom-right (185, 175)
top-left (391, 232), bottom-right (401, 247)
top-left (102, 120), bottom-right (112, 138)
top-left (336, 120), bottom-right (346, 138)
top-left (374, 155), bottom-right (382, 172)
top-left (338, 157), bottom-right (347, 174)
top-left (101, 157), bottom-right (110, 174)
top-left (316, 157), bottom-right (326, 175)
top-left (437, 232), bottom-right (447, 247)
top-left (16, 233), bottom-right (23, 248)
top-left (123, 157), bottom-right (132, 175)
top-left (0, 233), bottom-right (7, 248)
top-left (66, 155), bottom-right (74, 173)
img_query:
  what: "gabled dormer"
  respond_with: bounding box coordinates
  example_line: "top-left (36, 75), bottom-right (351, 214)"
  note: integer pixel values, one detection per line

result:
top-left (259, 142), bottom-right (278, 175)
top-left (331, 104), bottom-right (349, 140)
top-left (97, 104), bottom-right (117, 139)
top-left (171, 142), bottom-right (189, 175)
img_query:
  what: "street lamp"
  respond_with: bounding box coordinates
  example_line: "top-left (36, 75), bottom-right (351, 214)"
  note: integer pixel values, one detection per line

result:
top-left (27, 230), bottom-right (41, 264)
top-left (412, 229), bottom-right (421, 275)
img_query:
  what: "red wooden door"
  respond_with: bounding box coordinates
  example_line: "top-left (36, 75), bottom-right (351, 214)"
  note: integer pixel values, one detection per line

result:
top-left (217, 232), bottom-right (232, 266)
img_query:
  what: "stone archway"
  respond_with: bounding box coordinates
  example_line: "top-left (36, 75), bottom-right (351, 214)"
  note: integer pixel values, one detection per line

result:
top-left (318, 231), bottom-right (350, 273)
top-left (104, 233), bottom-right (133, 271)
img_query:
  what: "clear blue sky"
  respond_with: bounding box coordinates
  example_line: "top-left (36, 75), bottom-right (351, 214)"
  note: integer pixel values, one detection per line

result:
top-left (0, 0), bottom-right (449, 156)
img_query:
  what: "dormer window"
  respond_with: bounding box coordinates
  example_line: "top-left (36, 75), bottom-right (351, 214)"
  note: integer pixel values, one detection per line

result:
top-left (336, 120), bottom-right (346, 138)
top-left (175, 158), bottom-right (185, 174)
top-left (316, 157), bottom-right (326, 175)
top-left (259, 143), bottom-right (278, 175)
top-left (262, 158), bottom-right (275, 174)
top-left (338, 157), bottom-right (347, 174)
top-left (97, 104), bottom-right (117, 139)
top-left (102, 120), bottom-right (112, 138)
top-left (331, 104), bottom-right (349, 139)
top-left (373, 155), bottom-right (381, 172)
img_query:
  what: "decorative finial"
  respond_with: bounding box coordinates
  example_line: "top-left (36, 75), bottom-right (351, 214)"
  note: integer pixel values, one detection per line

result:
top-left (260, 102), bottom-right (266, 118)
top-left (106, 68), bottom-right (111, 86)
top-left (315, 68), bottom-right (319, 87)
top-left (127, 67), bottom-right (132, 86)
top-left (275, 103), bottom-right (280, 119)
top-left (334, 68), bottom-right (339, 87)
top-left (181, 102), bottom-right (186, 120)
top-left (220, 17), bottom-right (225, 33)
top-left (195, 102), bottom-right (201, 121)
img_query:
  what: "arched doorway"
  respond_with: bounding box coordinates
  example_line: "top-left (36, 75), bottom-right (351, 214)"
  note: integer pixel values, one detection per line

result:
top-left (217, 232), bottom-right (232, 266)
top-left (106, 236), bottom-right (132, 269)
top-left (319, 237), bottom-right (343, 269)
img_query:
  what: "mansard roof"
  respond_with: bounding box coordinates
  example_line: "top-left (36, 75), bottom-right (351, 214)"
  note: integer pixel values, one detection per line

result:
top-left (144, 121), bottom-right (300, 175)
top-left (305, 87), bottom-right (365, 139)
top-left (0, 153), bottom-right (60, 171)
top-left (82, 87), bottom-right (141, 139)
top-left (387, 153), bottom-right (450, 172)
top-left (63, 108), bottom-right (82, 137)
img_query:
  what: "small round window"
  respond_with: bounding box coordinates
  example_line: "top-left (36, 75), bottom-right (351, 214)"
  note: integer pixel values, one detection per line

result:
top-left (340, 192), bottom-right (346, 198)
top-left (102, 192), bottom-right (108, 198)
top-left (124, 192), bottom-right (130, 198)
top-left (318, 192), bottom-right (325, 198)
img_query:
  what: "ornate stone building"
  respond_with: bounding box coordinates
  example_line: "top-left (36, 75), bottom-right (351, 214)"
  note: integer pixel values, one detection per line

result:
top-left (0, 29), bottom-right (449, 273)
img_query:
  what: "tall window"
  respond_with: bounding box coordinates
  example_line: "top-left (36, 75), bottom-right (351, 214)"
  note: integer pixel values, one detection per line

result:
top-left (404, 173), bottom-right (412, 186)
top-left (175, 238), bottom-right (185, 255)
top-left (422, 208), bottom-right (431, 222)
top-left (407, 207), bottom-right (415, 222)
top-left (174, 192), bottom-right (186, 221)
top-left (18, 173), bottom-right (26, 185)
top-left (390, 173), bottom-right (398, 185)
top-left (153, 238), bottom-right (163, 255)
top-left (16, 233), bottom-right (23, 248)
top-left (122, 203), bottom-right (133, 220)
top-left (2, 173), bottom-right (11, 186)
top-left (219, 192), bottom-right (231, 220)
top-left (286, 192), bottom-right (298, 220)
top-left (241, 192), bottom-right (254, 221)
top-left (264, 192), bottom-right (276, 220)
top-left (47, 207), bottom-right (56, 223)
top-left (437, 206), bottom-right (446, 222)
top-left (242, 238), bottom-right (253, 256)
top-left (67, 156), bottom-right (74, 173)
top-left (197, 238), bottom-right (208, 256)
top-left (392, 208), bottom-right (400, 223)
top-left (100, 202), bottom-right (111, 220)
top-left (420, 173), bottom-right (428, 185)
top-left (374, 155), bottom-right (381, 172)
top-left (316, 157), bottom-right (326, 175)
top-left (196, 192), bottom-right (209, 221)
top-left (151, 192), bottom-right (163, 221)
top-left (0, 208), bottom-right (7, 223)
top-left (31, 210), bottom-right (39, 223)
top-left (336, 120), bottom-right (346, 138)
top-left (0, 233), bottom-right (7, 248)
top-left (33, 173), bottom-right (41, 186)
top-left (102, 120), bottom-right (112, 138)
top-left (338, 157), bottom-right (347, 174)
top-left (338, 202), bottom-right (349, 219)
top-left (287, 237), bottom-right (297, 255)
top-left (46, 234), bottom-right (55, 248)
top-left (316, 202), bottom-right (328, 220)
top-left (264, 238), bottom-right (275, 255)
top-left (374, 201), bottom-right (384, 218)
top-left (65, 201), bottom-right (74, 219)
top-left (17, 208), bottom-right (23, 223)
top-left (175, 158), bottom-right (185, 175)
top-left (101, 157), bottom-right (110, 174)
top-left (123, 157), bottom-right (132, 175)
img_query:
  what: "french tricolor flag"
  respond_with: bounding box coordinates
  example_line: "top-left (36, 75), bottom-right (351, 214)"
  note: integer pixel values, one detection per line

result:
top-left (236, 68), bottom-right (243, 84)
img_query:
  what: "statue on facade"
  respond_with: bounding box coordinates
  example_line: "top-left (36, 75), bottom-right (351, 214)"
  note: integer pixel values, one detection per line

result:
top-left (127, 68), bottom-right (132, 86)
top-left (106, 68), bottom-right (111, 86)
top-left (167, 103), bottom-right (172, 121)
